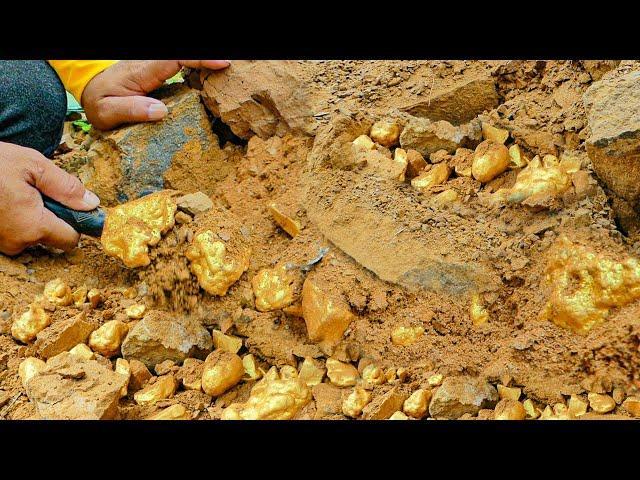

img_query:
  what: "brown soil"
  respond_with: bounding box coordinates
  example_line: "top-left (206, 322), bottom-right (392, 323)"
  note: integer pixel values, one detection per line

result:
top-left (3, 60), bottom-right (640, 420)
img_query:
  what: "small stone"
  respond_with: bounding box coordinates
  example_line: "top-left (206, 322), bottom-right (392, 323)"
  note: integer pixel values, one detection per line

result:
top-left (391, 325), bottom-right (424, 346)
top-left (370, 121), bottom-right (401, 147)
top-left (126, 304), bottom-right (146, 319)
top-left (362, 364), bottom-right (386, 385)
top-left (88, 320), bottom-right (129, 358)
top-left (146, 404), bottom-right (190, 420)
top-left (326, 358), bottom-right (359, 387)
top-left (612, 387), bottom-right (625, 405)
top-left (588, 392), bottom-right (616, 413)
top-left (411, 163), bottom-right (451, 192)
top-left (12, 303), bottom-right (51, 344)
top-left (494, 399), bottom-right (526, 420)
top-left (522, 399), bottom-right (541, 419)
top-left (362, 386), bottom-right (408, 420)
top-left (621, 397), bottom-right (640, 417)
top-left (403, 389), bottom-right (431, 419)
top-left (211, 330), bottom-right (243, 354)
top-left (241, 354), bottom-right (262, 381)
top-left (129, 359), bottom-right (152, 392)
top-left (352, 135), bottom-right (375, 151)
top-left (72, 286), bottom-right (88, 306)
top-left (18, 357), bottom-right (46, 389)
top-left (497, 384), bottom-right (521, 401)
top-left (176, 192), bottom-right (213, 216)
top-left (472, 140), bottom-right (510, 183)
top-left (342, 386), bottom-right (372, 418)
top-left (469, 293), bottom-right (489, 326)
top-left (43, 278), bottom-right (73, 306)
top-left (35, 312), bottom-right (96, 359)
top-left (134, 374), bottom-right (178, 406)
top-left (115, 358), bottom-right (130, 397)
top-left (68, 343), bottom-right (94, 360)
top-left (176, 358), bottom-right (204, 391)
top-left (174, 211), bottom-right (192, 224)
top-left (429, 149), bottom-right (452, 164)
top-left (405, 149), bottom-right (428, 178)
top-left (268, 203), bottom-right (302, 237)
top-left (396, 367), bottom-right (409, 383)
top-left (87, 289), bottom-right (102, 309)
top-left (481, 122), bottom-right (509, 144)
top-left (427, 374), bottom-right (443, 387)
top-left (429, 376), bottom-right (498, 419)
top-left (389, 411), bottom-right (409, 420)
top-left (298, 357), bottom-right (326, 387)
top-left (567, 395), bottom-right (588, 417)
top-left (201, 350), bottom-right (244, 397)
top-left (154, 359), bottom-right (176, 376)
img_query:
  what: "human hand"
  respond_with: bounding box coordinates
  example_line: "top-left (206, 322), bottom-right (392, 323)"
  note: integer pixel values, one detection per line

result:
top-left (81, 60), bottom-right (230, 130)
top-left (0, 142), bottom-right (100, 256)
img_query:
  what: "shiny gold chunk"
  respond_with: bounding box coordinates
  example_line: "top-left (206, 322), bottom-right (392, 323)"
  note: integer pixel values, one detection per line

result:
top-left (588, 393), bottom-right (616, 413)
top-left (201, 350), bottom-right (244, 397)
top-left (146, 404), bottom-right (190, 420)
top-left (540, 236), bottom-right (640, 334)
top-left (370, 121), bottom-right (401, 147)
top-left (88, 320), bottom-right (129, 358)
top-left (122, 287), bottom-right (137, 299)
top-left (72, 286), bottom-right (88, 307)
top-left (352, 135), bottom-right (375, 151)
top-left (101, 190), bottom-right (177, 268)
top-left (428, 374), bottom-right (443, 387)
top-left (522, 399), bottom-right (541, 419)
top-left (392, 148), bottom-right (409, 182)
top-left (280, 365), bottom-right (298, 380)
top-left (251, 264), bottom-right (298, 312)
top-left (411, 163), bottom-right (451, 192)
top-left (539, 405), bottom-right (555, 420)
top-left (221, 368), bottom-right (311, 420)
top-left (391, 325), bottom-right (424, 346)
top-left (115, 358), bottom-right (131, 398)
top-left (494, 399), bottom-right (526, 420)
top-left (472, 140), bottom-right (510, 183)
top-left (87, 289), bottom-right (102, 309)
top-left (268, 203), bottom-right (302, 238)
top-left (568, 395), bottom-right (588, 417)
top-left (622, 397), bottom-right (640, 417)
top-left (302, 278), bottom-right (354, 349)
top-left (185, 230), bottom-right (251, 296)
top-left (403, 389), bottom-right (431, 419)
top-left (44, 278), bottom-right (73, 306)
top-left (19, 357), bottom-right (46, 389)
top-left (430, 189), bottom-right (458, 208)
top-left (362, 364), bottom-right (386, 385)
top-left (553, 403), bottom-right (572, 419)
top-left (298, 357), bottom-right (326, 387)
top-left (470, 294), bottom-right (489, 326)
top-left (497, 385), bottom-right (521, 401)
top-left (212, 330), bottom-right (243, 354)
top-left (125, 304), bottom-right (146, 319)
top-left (481, 123), bottom-right (509, 144)
top-left (342, 386), bottom-right (372, 418)
top-left (12, 303), bottom-right (50, 343)
top-left (134, 375), bottom-right (178, 406)
top-left (508, 144), bottom-right (529, 169)
top-left (503, 155), bottom-right (572, 204)
top-left (385, 368), bottom-right (397, 383)
top-left (68, 343), bottom-right (94, 360)
top-left (389, 411), bottom-right (409, 420)
top-left (242, 354), bottom-right (262, 381)
top-left (326, 358), bottom-right (359, 387)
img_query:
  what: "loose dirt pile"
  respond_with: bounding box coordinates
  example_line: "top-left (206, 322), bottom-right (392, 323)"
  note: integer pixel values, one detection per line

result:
top-left (2, 60), bottom-right (640, 420)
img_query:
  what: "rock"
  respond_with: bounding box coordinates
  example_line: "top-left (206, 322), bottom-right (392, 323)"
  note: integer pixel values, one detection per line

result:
top-left (25, 352), bottom-right (128, 420)
top-left (154, 360), bottom-right (177, 376)
top-left (134, 374), bottom-right (178, 405)
top-left (494, 399), bottom-right (526, 420)
top-left (201, 350), bottom-right (244, 397)
top-left (405, 149), bottom-right (427, 178)
top-left (35, 312), bottom-right (96, 360)
top-left (621, 397), bottom-right (640, 417)
top-left (200, 60), bottom-right (316, 140)
top-left (584, 71), bottom-right (640, 231)
top-left (342, 386), bottom-right (372, 418)
top-left (146, 404), bottom-right (190, 420)
top-left (362, 386), bottom-right (408, 420)
top-left (121, 312), bottom-right (212, 369)
top-left (581, 60), bottom-right (620, 81)
top-left (402, 76), bottom-right (499, 125)
top-left (429, 376), bottom-right (499, 419)
top-left (128, 359), bottom-right (152, 392)
top-left (81, 85), bottom-right (235, 206)
top-left (312, 383), bottom-right (344, 419)
top-left (176, 192), bottom-right (213, 216)
top-left (0, 390), bottom-right (9, 408)
top-left (326, 358), bottom-right (359, 387)
top-left (400, 117), bottom-right (482, 158)
top-left (176, 358), bottom-right (204, 391)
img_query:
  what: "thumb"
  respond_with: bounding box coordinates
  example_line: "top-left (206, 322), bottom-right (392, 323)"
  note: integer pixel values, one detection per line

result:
top-left (27, 155), bottom-right (100, 211)
top-left (92, 95), bottom-right (168, 129)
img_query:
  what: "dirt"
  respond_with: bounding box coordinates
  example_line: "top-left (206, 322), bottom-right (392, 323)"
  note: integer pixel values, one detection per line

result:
top-left (3, 60), bottom-right (640, 420)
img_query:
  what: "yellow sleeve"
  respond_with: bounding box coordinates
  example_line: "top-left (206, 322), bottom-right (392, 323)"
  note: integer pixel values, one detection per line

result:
top-left (47, 60), bottom-right (119, 104)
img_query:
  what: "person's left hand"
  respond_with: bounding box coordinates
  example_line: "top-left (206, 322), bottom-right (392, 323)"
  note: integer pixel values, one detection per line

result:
top-left (81, 60), bottom-right (230, 130)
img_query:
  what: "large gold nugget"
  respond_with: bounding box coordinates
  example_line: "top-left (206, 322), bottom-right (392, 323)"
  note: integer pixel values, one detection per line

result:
top-left (101, 191), bottom-right (177, 268)
top-left (505, 156), bottom-right (572, 204)
top-left (251, 264), bottom-right (298, 312)
top-left (540, 235), bottom-right (640, 334)
top-left (185, 231), bottom-right (251, 296)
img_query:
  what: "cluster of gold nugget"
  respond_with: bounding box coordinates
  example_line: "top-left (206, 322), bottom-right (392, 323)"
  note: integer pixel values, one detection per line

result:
top-left (540, 235), bottom-right (640, 334)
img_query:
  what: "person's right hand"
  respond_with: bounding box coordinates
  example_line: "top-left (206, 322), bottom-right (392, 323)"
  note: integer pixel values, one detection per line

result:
top-left (0, 141), bottom-right (101, 256)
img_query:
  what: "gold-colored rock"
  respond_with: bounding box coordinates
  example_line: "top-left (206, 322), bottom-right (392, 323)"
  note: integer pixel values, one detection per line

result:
top-left (302, 278), bottom-right (354, 349)
top-left (540, 235), bottom-right (640, 334)
top-left (405, 149), bottom-right (428, 178)
top-left (553, 403), bottom-right (572, 419)
top-left (472, 140), bottom-right (510, 183)
top-left (44, 278), bottom-right (73, 306)
top-left (201, 350), bottom-right (244, 397)
top-left (146, 404), bottom-right (190, 420)
top-left (469, 294), bottom-right (489, 326)
top-left (391, 325), bottom-right (424, 346)
top-left (622, 397), bottom-right (640, 417)
top-left (503, 155), bottom-right (572, 204)
top-left (12, 303), bottom-right (51, 343)
top-left (72, 286), bottom-right (88, 307)
top-left (251, 264), bottom-right (298, 312)
top-left (588, 392), bottom-right (616, 413)
top-left (497, 384), bottom-right (521, 401)
top-left (101, 190), bottom-right (177, 268)
top-left (211, 330), bottom-right (243, 354)
top-left (559, 154), bottom-right (582, 174)
top-left (430, 189), bottom-right (458, 208)
top-left (134, 374), bottom-right (178, 406)
top-left (403, 389), bottom-right (431, 419)
top-left (88, 320), bottom-right (129, 358)
top-left (389, 411), bottom-right (409, 420)
top-left (411, 163), bottom-right (451, 192)
top-left (508, 144), bottom-right (528, 169)
top-left (370, 121), bottom-right (401, 147)
top-left (494, 399), bottom-right (526, 420)
top-left (185, 230), bottom-right (251, 296)
top-left (87, 289), bottom-right (102, 309)
top-left (221, 369), bottom-right (311, 420)
top-left (539, 405), bottom-right (555, 420)
top-left (268, 203), bottom-right (302, 238)
top-left (125, 304), bottom-right (146, 319)
top-left (179, 358), bottom-right (204, 391)
top-left (68, 343), bottom-right (94, 360)
top-left (522, 399), bottom-right (541, 419)
top-left (115, 358), bottom-right (131, 398)
top-left (18, 357), bottom-right (46, 389)
top-left (122, 287), bottom-right (137, 299)
top-left (567, 395), bottom-right (588, 417)
top-left (392, 148), bottom-right (409, 182)
top-left (362, 364), bottom-right (386, 385)
top-left (242, 354), bottom-right (262, 381)
top-left (428, 374), bottom-right (443, 387)
top-left (298, 357), bottom-right (326, 387)
top-left (326, 358), bottom-right (359, 387)
top-left (342, 386), bottom-right (372, 418)
top-left (352, 135), bottom-right (375, 151)
top-left (397, 367), bottom-right (409, 382)
top-left (385, 368), bottom-right (397, 383)
top-left (481, 122), bottom-right (509, 144)
top-left (280, 365), bottom-right (298, 380)
top-left (282, 303), bottom-right (303, 317)
top-left (543, 154), bottom-right (559, 167)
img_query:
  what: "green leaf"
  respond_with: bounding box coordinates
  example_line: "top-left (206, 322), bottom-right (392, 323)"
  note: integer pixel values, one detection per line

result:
top-left (166, 71), bottom-right (185, 85)
top-left (72, 120), bottom-right (92, 133)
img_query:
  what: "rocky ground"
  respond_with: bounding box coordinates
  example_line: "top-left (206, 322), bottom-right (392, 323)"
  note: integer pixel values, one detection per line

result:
top-left (2, 60), bottom-right (640, 420)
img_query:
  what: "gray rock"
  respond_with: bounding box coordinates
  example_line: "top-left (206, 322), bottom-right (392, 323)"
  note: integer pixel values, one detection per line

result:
top-left (176, 191), bottom-right (213, 215)
top-left (400, 117), bottom-right (482, 158)
top-left (429, 376), bottom-right (498, 419)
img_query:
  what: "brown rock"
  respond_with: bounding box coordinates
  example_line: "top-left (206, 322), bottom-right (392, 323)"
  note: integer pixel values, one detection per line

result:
top-left (302, 278), bottom-right (354, 350)
top-left (312, 383), bottom-right (344, 419)
top-left (35, 312), bottom-right (96, 360)
top-left (405, 149), bottom-right (427, 178)
top-left (176, 192), bottom-right (213, 216)
top-left (400, 117), bottom-right (482, 158)
top-left (25, 352), bottom-right (128, 420)
top-left (176, 358), bottom-right (204, 391)
top-left (362, 386), bottom-right (408, 420)
top-left (154, 360), bottom-right (177, 376)
top-left (429, 376), bottom-right (499, 419)
top-left (128, 359), bottom-right (152, 392)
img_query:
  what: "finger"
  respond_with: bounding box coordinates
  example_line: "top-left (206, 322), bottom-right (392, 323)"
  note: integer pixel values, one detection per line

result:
top-left (39, 208), bottom-right (81, 251)
top-left (26, 155), bottom-right (100, 211)
top-left (126, 60), bottom-right (230, 92)
top-left (178, 60), bottom-right (231, 70)
top-left (91, 95), bottom-right (169, 129)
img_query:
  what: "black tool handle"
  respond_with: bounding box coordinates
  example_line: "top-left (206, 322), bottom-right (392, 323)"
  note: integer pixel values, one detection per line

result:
top-left (42, 195), bottom-right (106, 238)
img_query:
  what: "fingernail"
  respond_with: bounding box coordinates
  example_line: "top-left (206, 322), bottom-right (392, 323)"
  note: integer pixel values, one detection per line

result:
top-left (83, 190), bottom-right (100, 209)
top-left (147, 102), bottom-right (168, 120)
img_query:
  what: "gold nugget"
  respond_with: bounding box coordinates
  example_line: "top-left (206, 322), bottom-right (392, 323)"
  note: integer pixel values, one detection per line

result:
top-left (44, 278), bottom-right (73, 306)
top-left (472, 140), bottom-right (510, 183)
top-left (411, 163), bottom-right (450, 192)
top-left (503, 155), bottom-right (572, 204)
top-left (251, 264), bottom-right (298, 312)
top-left (201, 350), bottom-right (244, 397)
top-left (268, 203), bottom-right (302, 238)
top-left (370, 121), bottom-right (401, 147)
top-left (302, 278), bottom-right (354, 349)
top-left (146, 404), bottom-right (190, 420)
top-left (88, 320), bottom-right (129, 357)
top-left (12, 303), bottom-right (50, 343)
top-left (342, 386), bottom-right (372, 418)
top-left (134, 375), bottom-right (178, 405)
top-left (391, 326), bottom-right (424, 346)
